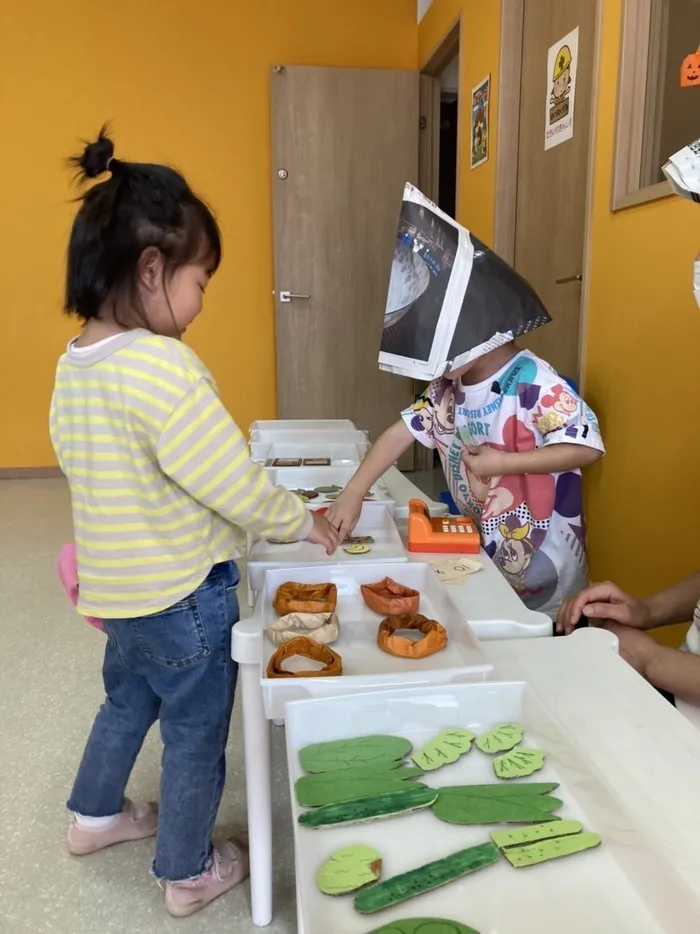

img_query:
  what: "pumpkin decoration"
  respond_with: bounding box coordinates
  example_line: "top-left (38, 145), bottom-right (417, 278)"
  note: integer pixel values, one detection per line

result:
top-left (681, 47), bottom-right (700, 87)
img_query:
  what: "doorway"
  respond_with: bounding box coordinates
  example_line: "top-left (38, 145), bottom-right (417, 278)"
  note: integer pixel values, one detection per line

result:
top-left (495, 0), bottom-right (600, 386)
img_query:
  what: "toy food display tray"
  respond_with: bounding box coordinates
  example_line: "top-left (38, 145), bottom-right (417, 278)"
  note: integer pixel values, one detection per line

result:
top-left (284, 681), bottom-right (700, 934)
top-left (250, 428), bottom-right (369, 446)
top-left (265, 467), bottom-right (392, 508)
top-left (250, 441), bottom-right (369, 467)
top-left (247, 503), bottom-right (407, 596)
top-left (257, 562), bottom-right (490, 718)
top-left (249, 418), bottom-right (357, 434)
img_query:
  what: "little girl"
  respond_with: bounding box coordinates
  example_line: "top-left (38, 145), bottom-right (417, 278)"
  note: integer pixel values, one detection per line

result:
top-left (328, 342), bottom-right (603, 620)
top-left (50, 128), bottom-right (338, 917)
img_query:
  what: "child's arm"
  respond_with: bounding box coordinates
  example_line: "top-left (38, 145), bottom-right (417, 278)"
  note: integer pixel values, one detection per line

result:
top-left (606, 622), bottom-right (700, 706)
top-left (326, 420), bottom-right (415, 539)
top-left (156, 381), bottom-right (339, 553)
top-left (463, 443), bottom-right (601, 478)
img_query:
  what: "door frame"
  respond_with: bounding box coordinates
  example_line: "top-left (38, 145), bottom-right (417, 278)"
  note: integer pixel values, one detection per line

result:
top-left (493, 0), bottom-right (604, 392)
top-left (413, 16), bottom-right (462, 474)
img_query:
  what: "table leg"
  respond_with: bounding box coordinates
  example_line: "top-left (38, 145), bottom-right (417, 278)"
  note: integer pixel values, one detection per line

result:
top-left (240, 663), bottom-right (273, 926)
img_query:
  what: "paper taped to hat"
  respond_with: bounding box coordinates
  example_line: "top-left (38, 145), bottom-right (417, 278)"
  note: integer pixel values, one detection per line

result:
top-left (378, 183), bottom-right (551, 381)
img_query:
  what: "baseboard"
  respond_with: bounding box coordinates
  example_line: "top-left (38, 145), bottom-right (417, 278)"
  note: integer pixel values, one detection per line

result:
top-left (0, 467), bottom-right (63, 479)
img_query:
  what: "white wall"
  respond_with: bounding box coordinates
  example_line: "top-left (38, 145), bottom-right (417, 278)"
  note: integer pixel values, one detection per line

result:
top-left (417, 0), bottom-right (434, 22)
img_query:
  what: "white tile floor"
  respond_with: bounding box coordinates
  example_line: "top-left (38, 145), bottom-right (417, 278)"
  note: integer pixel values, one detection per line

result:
top-left (0, 479), bottom-right (296, 933)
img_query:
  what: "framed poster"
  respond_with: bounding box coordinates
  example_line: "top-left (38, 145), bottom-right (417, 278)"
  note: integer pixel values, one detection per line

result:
top-left (545, 27), bottom-right (579, 150)
top-left (470, 75), bottom-right (490, 169)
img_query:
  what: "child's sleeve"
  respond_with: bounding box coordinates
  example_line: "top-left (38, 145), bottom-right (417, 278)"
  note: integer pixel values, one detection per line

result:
top-left (155, 379), bottom-right (313, 540)
top-left (400, 381), bottom-right (440, 450)
top-left (525, 370), bottom-right (605, 453)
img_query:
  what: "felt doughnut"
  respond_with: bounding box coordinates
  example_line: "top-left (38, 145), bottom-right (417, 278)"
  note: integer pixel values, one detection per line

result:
top-left (273, 582), bottom-right (338, 616)
top-left (266, 636), bottom-right (343, 678)
top-left (377, 614), bottom-right (448, 659)
top-left (266, 612), bottom-right (340, 646)
top-left (361, 578), bottom-right (420, 616)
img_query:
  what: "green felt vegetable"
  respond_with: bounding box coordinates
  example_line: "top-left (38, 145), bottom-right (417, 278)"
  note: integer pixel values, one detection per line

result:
top-left (316, 845), bottom-right (382, 895)
top-left (315, 485), bottom-right (343, 494)
top-left (437, 782), bottom-right (559, 798)
top-left (412, 728), bottom-right (475, 772)
top-left (299, 785), bottom-right (438, 829)
top-left (431, 784), bottom-right (562, 825)
top-left (363, 919), bottom-right (480, 934)
top-left (299, 735), bottom-right (412, 774)
top-left (354, 842), bottom-right (500, 914)
top-left (491, 820), bottom-right (583, 849)
top-left (502, 832), bottom-right (602, 868)
top-left (493, 747), bottom-right (545, 780)
top-left (299, 762), bottom-right (419, 784)
top-left (296, 772), bottom-right (426, 808)
top-left (475, 723), bottom-right (524, 754)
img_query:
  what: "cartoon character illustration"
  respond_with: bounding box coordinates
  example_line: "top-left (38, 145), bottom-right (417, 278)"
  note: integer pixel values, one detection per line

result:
top-left (681, 47), bottom-right (700, 87)
top-left (494, 519), bottom-right (535, 590)
top-left (541, 383), bottom-right (578, 417)
top-left (410, 397), bottom-right (434, 434)
top-left (550, 44), bottom-right (572, 124)
top-left (534, 409), bottom-right (566, 434)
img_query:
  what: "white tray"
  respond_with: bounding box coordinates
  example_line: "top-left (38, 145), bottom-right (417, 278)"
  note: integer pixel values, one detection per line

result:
top-left (266, 467), bottom-right (393, 509)
top-left (250, 428), bottom-right (369, 445)
top-left (249, 418), bottom-right (357, 434)
top-left (250, 440), bottom-right (369, 467)
top-left (258, 562), bottom-right (490, 718)
top-left (284, 681), bottom-right (700, 934)
top-left (247, 503), bottom-right (407, 596)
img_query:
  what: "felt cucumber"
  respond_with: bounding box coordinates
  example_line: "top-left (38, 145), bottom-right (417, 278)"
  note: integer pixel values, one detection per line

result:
top-left (299, 735), bottom-right (412, 773)
top-left (475, 723), bottom-right (524, 754)
top-left (316, 845), bottom-right (382, 895)
top-left (432, 784), bottom-right (562, 824)
top-left (493, 747), bottom-right (545, 780)
top-left (491, 820), bottom-right (583, 849)
top-left (363, 919), bottom-right (480, 934)
top-left (299, 785), bottom-right (438, 829)
top-left (412, 728), bottom-right (475, 772)
top-left (354, 842), bottom-right (500, 914)
top-left (502, 832), bottom-right (602, 868)
top-left (296, 770), bottom-right (425, 808)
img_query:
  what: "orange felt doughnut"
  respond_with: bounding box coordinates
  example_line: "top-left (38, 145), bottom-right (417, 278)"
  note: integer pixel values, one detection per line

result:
top-left (377, 614), bottom-right (448, 659)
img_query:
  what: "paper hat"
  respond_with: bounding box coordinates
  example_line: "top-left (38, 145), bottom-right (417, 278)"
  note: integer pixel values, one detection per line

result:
top-left (663, 138), bottom-right (700, 202)
top-left (378, 184), bottom-right (551, 381)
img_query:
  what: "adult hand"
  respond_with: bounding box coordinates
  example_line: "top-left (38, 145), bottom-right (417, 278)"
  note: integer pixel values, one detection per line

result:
top-left (305, 511), bottom-right (341, 555)
top-left (603, 622), bottom-right (660, 680)
top-left (461, 445), bottom-right (505, 480)
top-left (325, 490), bottom-right (363, 541)
top-left (556, 581), bottom-right (651, 635)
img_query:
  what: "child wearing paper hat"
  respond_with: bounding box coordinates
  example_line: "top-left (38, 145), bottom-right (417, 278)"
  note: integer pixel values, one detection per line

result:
top-left (328, 185), bottom-right (604, 621)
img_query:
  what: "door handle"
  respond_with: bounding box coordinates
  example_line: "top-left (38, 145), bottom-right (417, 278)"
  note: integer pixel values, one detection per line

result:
top-left (278, 290), bottom-right (310, 303)
top-left (555, 275), bottom-right (583, 285)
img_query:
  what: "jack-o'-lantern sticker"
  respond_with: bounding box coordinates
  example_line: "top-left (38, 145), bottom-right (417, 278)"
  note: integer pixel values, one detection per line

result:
top-left (681, 47), bottom-right (700, 88)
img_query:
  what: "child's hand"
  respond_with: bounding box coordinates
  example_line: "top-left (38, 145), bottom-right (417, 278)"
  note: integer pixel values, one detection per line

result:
top-left (556, 581), bottom-right (651, 634)
top-left (325, 490), bottom-right (363, 541)
top-left (602, 622), bottom-right (660, 678)
top-left (305, 511), bottom-right (341, 555)
top-left (461, 444), bottom-right (505, 479)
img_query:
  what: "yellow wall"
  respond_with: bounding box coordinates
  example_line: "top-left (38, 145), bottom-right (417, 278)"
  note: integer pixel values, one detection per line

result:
top-left (418, 1), bottom-right (502, 244)
top-left (0, 0), bottom-right (416, 469)
top-left (583, 0), bottom-right (700, 629)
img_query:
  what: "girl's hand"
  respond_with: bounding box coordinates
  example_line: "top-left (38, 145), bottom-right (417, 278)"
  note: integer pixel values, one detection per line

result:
top-left (325, 490), bottom-right (364, 541)
top-left (556, 581), bottom-right (651, 635)
top-left (461, 444), bottom-right (505, 479)
top-left (602, 622), bottom-right (660, 679)
top-left (305, 511), bottom-right (340, 555)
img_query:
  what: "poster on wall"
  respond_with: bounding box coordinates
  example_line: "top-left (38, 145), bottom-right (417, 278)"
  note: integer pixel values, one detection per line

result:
top-left (470, 75), bottom-right (490, 169)
top-left (545, 27), bottom-right (579, 150)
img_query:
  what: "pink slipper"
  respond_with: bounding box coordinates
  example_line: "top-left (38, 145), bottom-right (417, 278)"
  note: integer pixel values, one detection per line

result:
top-left (165, 839), bottom-right (250, 917)
top-left (67, 799), bottom-right (158, 855)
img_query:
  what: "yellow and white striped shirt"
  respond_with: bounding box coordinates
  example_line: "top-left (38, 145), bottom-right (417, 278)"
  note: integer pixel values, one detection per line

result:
top-left (49, 329), bottom-right (311, 618)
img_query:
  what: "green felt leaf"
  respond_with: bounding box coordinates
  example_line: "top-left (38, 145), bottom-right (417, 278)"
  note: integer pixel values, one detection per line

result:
top-left (299, 735), bottom-right (412, 773)
top-left (493, 747), bottom-right (545, 780)
top-left (296, 772), bottom-right (426, 807)
top-left (412, 728), bottom-right (475, 772)
top-left (299, 762), bottom-right (421, 785)
top-left (437, 782), bottom-right (559, 798)
top-left (503, 832), bottom-right (602, 868)
top-left (431, 785), bottom-right (563, 825)
top-left (491, 820), bottom-right (583, 849)
top-left (475, 723), bottom-right (524, 754)
top-left (316, 845), bottom-right (382, 895)
top-left (363, 918), bottom-right (481, 934)
top-left (354, 842), bottom-right (499, 914)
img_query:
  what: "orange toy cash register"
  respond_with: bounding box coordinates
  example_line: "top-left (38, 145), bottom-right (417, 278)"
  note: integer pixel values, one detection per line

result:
top-left (407, 498), bottom-right (480, 555)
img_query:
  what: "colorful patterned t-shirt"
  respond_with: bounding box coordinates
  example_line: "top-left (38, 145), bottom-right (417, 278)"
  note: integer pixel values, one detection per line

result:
top-left (402, 350), bottom-right (605, 618)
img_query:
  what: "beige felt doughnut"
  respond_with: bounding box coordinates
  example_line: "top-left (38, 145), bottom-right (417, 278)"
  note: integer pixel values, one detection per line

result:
top-left (266, 612), bottom-right (340, 646)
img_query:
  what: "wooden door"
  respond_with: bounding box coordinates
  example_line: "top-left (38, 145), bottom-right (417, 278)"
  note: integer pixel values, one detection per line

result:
top-left (514, 0), bottom-right (597, 382)
top-left (271, 66), bottom-right (419, 461)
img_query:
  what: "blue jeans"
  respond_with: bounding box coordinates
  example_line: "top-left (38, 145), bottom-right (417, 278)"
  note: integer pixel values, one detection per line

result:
top-left (68, 561), bottom-right (240, 881)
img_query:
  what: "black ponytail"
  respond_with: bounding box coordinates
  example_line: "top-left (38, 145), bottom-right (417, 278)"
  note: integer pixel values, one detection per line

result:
top-left (64, 125), bottom-right (221, 322)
